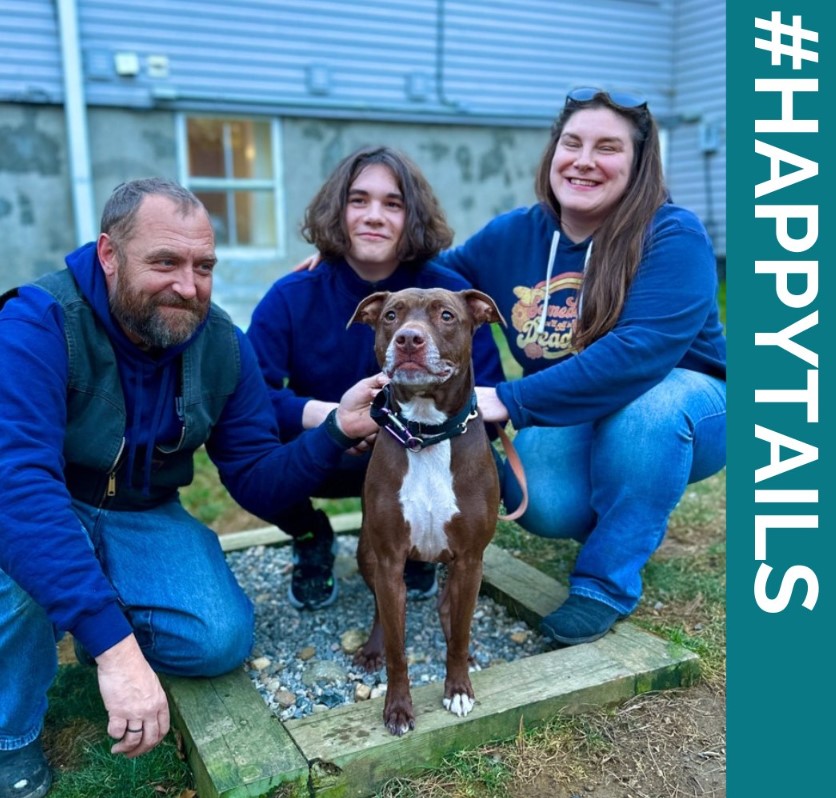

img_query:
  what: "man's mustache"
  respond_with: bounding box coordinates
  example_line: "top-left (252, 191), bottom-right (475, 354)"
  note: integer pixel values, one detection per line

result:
top-left (156, 293), bottom-right (204, 312)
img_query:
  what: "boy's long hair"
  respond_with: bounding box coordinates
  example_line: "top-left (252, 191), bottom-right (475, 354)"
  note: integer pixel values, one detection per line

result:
top-left (302, 146), bottom-right (453, 264)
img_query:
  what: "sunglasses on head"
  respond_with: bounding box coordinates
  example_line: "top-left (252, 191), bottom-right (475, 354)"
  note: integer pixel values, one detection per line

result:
top-left (565, 87), bottom-right (648, 110)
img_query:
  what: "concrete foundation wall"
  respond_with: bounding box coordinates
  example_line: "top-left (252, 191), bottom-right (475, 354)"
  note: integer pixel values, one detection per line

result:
top-left (1, 105), bottom-right (544, 328)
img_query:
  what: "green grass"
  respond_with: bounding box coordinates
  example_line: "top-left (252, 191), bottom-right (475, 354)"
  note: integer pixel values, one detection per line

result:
top-left (42, 665), bottom-right (192, 797)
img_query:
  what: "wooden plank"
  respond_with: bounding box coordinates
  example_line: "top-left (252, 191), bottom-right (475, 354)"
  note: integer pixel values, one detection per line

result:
top-left (480, 542), bottom-right (568, 627)
top-left (219, 512), bottom-right (362, 552)
top-left (163, 669), bottom-right (309, 798)
top-left (284, 624), bottom-right (699, 798)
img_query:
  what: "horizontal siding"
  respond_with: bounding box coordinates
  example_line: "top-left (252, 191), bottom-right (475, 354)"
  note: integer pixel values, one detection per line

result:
top-left (668, 0), bottom-right (726, 255)
top-left (441, 0), bottom-right (673, 118)
top-left (75, 0), bottom-right (440, 110)
top-left (0, 0), bottom-right (63, 103)
top-left (2, 1), bottom-right (676, 122)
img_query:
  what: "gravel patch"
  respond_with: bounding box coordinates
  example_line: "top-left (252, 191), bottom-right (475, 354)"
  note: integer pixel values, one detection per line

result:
top-left (227, 536), bottom-right (551, 721)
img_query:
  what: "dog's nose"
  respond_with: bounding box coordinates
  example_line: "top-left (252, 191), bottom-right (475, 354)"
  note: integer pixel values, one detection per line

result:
top-left (395, 327), bottom-right (426, 352)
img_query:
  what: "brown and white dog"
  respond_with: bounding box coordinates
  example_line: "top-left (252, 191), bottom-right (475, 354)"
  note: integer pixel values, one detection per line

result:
top-left (348, 286), bottom-right (506, 735)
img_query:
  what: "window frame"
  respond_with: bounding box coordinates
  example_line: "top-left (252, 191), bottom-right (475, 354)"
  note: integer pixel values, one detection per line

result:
top-left (175, 112), bottom-right (286, 259)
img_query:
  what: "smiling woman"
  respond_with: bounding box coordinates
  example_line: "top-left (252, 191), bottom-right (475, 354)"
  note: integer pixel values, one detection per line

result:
top-left (551, 106), bottom-right (635, 241)
top-left (435, 87), bottom-right (726, 646)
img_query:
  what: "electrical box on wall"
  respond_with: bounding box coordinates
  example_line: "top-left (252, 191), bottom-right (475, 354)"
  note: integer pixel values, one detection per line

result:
top-left (113, 51), bottom-right (140, 77)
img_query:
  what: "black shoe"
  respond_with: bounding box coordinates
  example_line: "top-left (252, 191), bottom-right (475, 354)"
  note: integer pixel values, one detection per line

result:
top-left (539, 595), bottom-right (623, 646)
top-left (287, 511), bottom-right (338, 610)
top-left (403, 560), bottom-right (438, 600)
top-left (0, 737), bottom-right (52, 798)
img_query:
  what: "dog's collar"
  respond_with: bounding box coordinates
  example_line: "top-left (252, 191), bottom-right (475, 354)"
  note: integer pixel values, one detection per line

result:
top-left (370, 383), bottom-right (479, 452)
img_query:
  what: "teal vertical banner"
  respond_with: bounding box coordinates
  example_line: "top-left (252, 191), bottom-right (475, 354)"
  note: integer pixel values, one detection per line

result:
top-left (727, 2), bottom-right (832, 794)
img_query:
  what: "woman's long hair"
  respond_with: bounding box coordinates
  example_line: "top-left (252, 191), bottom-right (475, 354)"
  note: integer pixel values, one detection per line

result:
top-left (302, 146), bottom-right (453, 264)
top-left (534, 93), bottom-right (668, 350)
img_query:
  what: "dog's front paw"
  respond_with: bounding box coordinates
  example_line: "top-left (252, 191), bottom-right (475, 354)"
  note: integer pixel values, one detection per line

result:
top-left (383, 700), bottom-right (415, 736)
top-left (443, 692), bottom-right (475, 717)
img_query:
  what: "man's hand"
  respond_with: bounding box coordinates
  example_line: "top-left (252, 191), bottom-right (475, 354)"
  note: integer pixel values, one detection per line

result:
top-left (475, 386), bottom-right (510, 424)
top-left (335, 373), bottom-right (388, 440)
top-left (95, 635), bottom-right (170, 758)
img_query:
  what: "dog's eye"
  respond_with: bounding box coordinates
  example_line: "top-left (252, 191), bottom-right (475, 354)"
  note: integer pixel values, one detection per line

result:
top-left (441, 310), bottom-right (454, 321)
top-left (384, 310), bottom-right (397, 321)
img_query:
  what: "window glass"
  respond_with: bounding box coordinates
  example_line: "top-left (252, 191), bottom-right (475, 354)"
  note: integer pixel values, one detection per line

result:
top-left (185, 117), bottom-right (278, 249)
top-left (196, 189), bottom-right (276, 247)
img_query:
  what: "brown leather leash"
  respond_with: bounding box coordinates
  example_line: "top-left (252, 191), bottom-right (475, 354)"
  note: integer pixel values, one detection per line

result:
top-left (494, 422), bottom-right (528, 522)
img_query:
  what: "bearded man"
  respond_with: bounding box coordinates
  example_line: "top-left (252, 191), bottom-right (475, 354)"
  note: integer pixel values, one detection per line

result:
top-left (0, 178), bottom-right (383, 798)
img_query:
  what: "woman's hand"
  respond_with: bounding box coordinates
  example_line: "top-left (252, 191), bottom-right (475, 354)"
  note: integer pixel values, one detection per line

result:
top-left (475, 386), bottom-right (509, 424)
top-left (292, 252), bottom-right (323, 272)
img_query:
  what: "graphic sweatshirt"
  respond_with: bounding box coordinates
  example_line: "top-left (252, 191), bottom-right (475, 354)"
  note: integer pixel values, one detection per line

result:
top-left (437, 202), bottom-right (726, 429)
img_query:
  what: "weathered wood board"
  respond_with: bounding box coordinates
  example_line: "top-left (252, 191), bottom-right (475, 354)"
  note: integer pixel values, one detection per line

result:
top-left (218, 514), bottom-right (362, 553)
top-left (285, 624), bottom-right (698, 797)
top-left (163, 669), bottom-right (309, 798)
top-left (166, 516), bottom-right (700, 798)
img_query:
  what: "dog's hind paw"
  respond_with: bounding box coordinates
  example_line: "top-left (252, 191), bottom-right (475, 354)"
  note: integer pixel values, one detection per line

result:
top-left (353, 648), bottom-right (384, 673)
top-left (443, 693), bottom-right (475, 717)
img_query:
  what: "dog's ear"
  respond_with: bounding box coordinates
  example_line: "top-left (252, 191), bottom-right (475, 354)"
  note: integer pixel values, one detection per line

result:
top-left (461, 290), bottom-right (506, 329)
top-left (348, 291), bottom-right (389, 329)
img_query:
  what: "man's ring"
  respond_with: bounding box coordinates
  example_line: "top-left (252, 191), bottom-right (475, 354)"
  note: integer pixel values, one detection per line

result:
top-left (126, 727), bottom-right (143, 733)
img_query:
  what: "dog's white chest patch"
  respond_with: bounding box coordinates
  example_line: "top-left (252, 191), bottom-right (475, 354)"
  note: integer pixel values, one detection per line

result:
top-left (397, 398), bottom-right (457, 559)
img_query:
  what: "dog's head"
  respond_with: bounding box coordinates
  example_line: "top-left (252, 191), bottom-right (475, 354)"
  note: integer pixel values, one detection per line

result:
top-left (349, 287), bottom-right (504, 391)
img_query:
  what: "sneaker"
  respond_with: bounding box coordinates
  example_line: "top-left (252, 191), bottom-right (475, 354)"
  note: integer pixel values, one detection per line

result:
top-left (287, 511), bottom-right (338, 610)
top-left (539, 594), bottom-right (623, 646)
top-left (0, 737), bottom-right (52, 798)
top-left (403, 560), bottom-right (438, 600)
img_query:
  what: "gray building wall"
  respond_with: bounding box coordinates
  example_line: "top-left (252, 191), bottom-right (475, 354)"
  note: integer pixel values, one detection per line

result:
top-left (1, 0), bottom-right (726, 328)
top-left (669, 0), bottom-right (726, 257)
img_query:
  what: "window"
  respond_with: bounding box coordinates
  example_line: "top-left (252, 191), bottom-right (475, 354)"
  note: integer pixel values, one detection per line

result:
top-left (177, 115), bottom-right (284, 254)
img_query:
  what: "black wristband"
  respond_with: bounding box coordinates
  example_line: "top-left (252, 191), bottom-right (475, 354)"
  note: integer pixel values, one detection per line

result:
top-left (324, 408), bottom-right (365, 449)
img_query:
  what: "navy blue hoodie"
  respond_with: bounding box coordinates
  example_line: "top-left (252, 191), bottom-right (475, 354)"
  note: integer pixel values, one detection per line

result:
top-left (0, 244), bottom-right (352, 657)
top-left (247, 257), bottom-right (505, 440)
top-left (437, 202), bottom-right (726, 428)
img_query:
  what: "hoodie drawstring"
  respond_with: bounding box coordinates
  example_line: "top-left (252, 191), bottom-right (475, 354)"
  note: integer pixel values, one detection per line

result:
top-left (538, 233), bottom-right (593, 333)
top-left (537, 231), bottom-right (560, 333)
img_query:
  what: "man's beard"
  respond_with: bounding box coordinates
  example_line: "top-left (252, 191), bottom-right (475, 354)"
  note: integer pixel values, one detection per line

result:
top-left (109, 272), bottom-right (208, 349)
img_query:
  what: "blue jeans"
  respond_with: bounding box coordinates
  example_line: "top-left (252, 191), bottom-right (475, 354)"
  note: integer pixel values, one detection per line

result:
top-left (500, 368), bottom-right (726, 615)
top-left (0, 498), bottom-right (253, 750)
